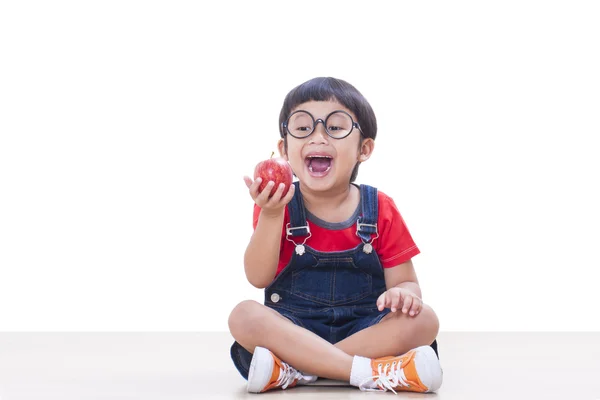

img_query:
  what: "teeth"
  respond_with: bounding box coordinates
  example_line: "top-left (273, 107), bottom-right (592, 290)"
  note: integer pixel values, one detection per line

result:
top-left (308, 165), bottom-right (331, 173)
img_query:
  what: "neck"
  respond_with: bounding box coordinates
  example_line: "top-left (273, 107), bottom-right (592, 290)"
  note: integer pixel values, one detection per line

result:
top-left (299, 182), bottom-right (353, 212)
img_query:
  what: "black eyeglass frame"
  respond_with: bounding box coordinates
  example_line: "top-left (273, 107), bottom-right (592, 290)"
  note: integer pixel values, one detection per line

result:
top-left (281, 110), bottom-right (364, 139)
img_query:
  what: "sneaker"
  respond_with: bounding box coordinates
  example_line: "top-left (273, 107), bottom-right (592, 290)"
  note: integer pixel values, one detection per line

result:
top-left (360, 345), bottom-right (443, 393)
top-left (247, 346), bottom-right (318, 393)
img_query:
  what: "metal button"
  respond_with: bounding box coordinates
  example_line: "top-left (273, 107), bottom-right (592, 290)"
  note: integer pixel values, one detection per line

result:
top-left (270, 293), bottom-right (281, 303)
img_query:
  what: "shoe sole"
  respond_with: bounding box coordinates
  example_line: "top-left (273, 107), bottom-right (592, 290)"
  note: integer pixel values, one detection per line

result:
top-left (414, 345), bottom-right (443, 392)
top-left (247, 346), bottom-right (274, 393)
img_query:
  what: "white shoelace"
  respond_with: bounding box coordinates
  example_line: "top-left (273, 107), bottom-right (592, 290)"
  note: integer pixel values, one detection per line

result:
top-left (359, 361), bottom-right (409, 394)
top-left (276, 363), bottom-right (304, 389)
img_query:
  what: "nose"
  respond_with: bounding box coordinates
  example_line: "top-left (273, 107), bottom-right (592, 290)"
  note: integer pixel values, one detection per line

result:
top-left (310, 119), bottom-right (329, 143)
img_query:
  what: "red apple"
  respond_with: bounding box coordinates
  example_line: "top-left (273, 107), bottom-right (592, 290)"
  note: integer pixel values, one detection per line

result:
top-left (254, 153), bottom-right (293, 197)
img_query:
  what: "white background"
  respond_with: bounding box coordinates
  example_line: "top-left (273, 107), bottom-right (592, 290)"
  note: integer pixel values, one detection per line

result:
top-left (1, 1), bottom-right (598, 332)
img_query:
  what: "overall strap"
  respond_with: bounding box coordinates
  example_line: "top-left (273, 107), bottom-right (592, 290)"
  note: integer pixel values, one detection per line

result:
top-left (357, 184), bottom-right (379, 243)
top-left (286, 181), bottom-right (310, 237)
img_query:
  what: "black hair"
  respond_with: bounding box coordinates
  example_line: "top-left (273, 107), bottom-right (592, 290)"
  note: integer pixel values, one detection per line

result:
top-left (278, 77), bottom-right (377, 182)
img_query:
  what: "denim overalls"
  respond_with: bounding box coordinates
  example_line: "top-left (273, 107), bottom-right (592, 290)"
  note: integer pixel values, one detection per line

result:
top-left (230, 182), bottom-right (438, 379)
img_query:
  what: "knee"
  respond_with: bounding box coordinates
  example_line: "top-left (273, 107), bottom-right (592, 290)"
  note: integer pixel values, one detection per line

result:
top-left (418, 304), bottom-right (440, 343)
top-left (386, 303), bottom-right (439, 345)
top-left (228, 300), bottom-right (263, 339)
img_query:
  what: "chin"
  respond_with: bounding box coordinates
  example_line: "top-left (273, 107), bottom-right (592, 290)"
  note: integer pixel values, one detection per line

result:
top-left (298, 175), bottom-right (342, 193)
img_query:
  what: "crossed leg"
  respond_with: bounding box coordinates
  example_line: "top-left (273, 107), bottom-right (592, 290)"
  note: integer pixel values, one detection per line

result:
top-left (228, 300), bottom-right (439, 381)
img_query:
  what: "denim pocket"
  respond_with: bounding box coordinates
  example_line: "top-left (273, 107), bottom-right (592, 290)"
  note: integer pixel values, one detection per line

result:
top-left (291, 257), bottom-right (372, 306)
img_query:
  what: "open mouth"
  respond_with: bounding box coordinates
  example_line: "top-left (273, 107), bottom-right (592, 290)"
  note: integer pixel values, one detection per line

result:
top-left (305, 154), bottom-right (333, 176)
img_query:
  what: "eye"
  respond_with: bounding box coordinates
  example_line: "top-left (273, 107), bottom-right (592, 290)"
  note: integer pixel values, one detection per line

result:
top-left (327, 125), bottom-right (343, 131)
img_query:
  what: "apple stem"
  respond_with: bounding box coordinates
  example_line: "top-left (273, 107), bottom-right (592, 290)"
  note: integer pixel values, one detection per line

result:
top-left (271, 151), bottom-right (274, 158)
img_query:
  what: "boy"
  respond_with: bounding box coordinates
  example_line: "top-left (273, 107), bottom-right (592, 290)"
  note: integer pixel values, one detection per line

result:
top-left (229, 77), bottom-right (443, 394)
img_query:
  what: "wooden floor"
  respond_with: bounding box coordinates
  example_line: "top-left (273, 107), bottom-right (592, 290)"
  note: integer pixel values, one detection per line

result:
top-left (0, 332), bottom-right (599, 399)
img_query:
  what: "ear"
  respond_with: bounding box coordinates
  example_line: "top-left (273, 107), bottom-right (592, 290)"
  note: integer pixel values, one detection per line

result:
top-left (277, 138), bottom-right (288, 160)
top-left (357, 138), bottom-right (375, 162)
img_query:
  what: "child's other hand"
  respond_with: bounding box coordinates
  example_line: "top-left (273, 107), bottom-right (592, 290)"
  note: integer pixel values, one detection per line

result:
top-left (243, 176), bottom-right (295, 216)
top-left (376, 287), bottom-right (423, 317)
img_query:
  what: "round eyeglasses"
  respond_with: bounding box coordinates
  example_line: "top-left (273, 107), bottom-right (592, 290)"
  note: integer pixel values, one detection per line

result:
top-left (282, 110), bottom-right (363, 139)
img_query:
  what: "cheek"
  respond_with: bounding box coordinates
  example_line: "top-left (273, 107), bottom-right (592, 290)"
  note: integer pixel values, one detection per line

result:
top-left (285, 146), bottom-right (304, 166)
top-left (286, 141), bottom-right (303, 156)
top-left (339, 142), bottom-right (361, 159)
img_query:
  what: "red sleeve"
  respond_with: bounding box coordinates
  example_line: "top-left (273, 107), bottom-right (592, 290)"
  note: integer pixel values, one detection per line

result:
top-left (376, 192), bottom-right (420, 268)
top-left (252, 204), bottom-right (261, 230)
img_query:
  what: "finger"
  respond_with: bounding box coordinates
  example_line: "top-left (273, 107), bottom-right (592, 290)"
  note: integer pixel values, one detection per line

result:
top-left (386, 293), bottom-right (397, 311)
top-left (409, 297), bottom-right (422, 316)
top-left (243, 176), bottom-right (254, 189)
top-left (390, 292), bottom-right (402, 313)
top-left (378, 292), bottom-right (392, 311)
top-left (247, 177), bottom-right (262, 198)
top-left (415, 298), bottom-right (424, 316)
top-left (376, 292), bottom-right (386, 311)
top-left (402, 296), bottom-right (414, 314)
top-left (267, 182), bottom-right (287, 204)
top-left (256, 180), bottom-right (275, 203)
top-left (280, 182), bottom-right (295, 204)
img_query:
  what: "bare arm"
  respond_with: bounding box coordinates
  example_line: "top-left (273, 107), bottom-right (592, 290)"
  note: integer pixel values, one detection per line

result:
top-left (244, 211), bottom-right (284, 288)
top-left (383, 260), bottom-right (422, 299)
top-left (377, 260), bottom-right (424, 315)
top-left (243, 177), bottom-right (295, 288)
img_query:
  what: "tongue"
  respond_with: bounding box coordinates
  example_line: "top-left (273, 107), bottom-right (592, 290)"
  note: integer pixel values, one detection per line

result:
top-left (310, 158), bottom-right (331, 172)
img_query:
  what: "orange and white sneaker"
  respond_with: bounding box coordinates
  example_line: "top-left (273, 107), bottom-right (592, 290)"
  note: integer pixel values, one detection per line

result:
top-left (358, 346), bottom-right (443, 394)
top-left (247, 346), bottom-right (317, 393)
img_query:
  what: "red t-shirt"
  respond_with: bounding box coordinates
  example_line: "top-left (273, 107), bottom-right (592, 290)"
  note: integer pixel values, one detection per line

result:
top-left (252, 189), bottom-right (420, 277)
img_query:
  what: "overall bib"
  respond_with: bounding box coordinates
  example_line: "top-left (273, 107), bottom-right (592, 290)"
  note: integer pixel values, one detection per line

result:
top-left (230, 182), bottom-right (438, 379)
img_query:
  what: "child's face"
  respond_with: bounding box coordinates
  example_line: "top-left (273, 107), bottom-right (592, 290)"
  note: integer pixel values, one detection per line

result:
top-left (278, 100), bottom-right (373, 192)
